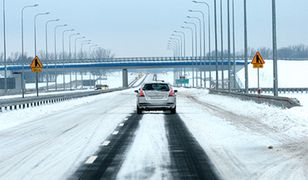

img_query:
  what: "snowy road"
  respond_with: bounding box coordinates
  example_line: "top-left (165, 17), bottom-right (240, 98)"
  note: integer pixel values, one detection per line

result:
top-left (0, 83), bottom-right (307, 179)
top-left (0, 90), bottom-right (136, 180)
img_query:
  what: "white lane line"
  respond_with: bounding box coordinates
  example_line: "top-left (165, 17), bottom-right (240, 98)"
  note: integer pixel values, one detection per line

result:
top-left (124, 117), bottom-right (129, 121)
top-left (112, 131), bottom-right (119, 135)
top-left (102, 140), bottom-right (111, 146)
top-left (119, 123), bottom-right (125, 127)
top-left (85, 156), bottom-right (97, 164)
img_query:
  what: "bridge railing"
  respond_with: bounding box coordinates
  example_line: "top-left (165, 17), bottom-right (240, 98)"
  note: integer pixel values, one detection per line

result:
top-left (0, 56), bottom-right (248, 66)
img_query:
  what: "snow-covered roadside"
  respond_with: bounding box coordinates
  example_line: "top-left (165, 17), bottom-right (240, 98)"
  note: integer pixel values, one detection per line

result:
top-left (177, 88), bottom-right (308, 179)
top-left (0, 89), bottom-right (136, 180)
top-left (181, 88), bottom-right (308, 139)
top-left (0, 89), bottom-right (93, 100)
top-left (0, 90), bottom-right (127, 132)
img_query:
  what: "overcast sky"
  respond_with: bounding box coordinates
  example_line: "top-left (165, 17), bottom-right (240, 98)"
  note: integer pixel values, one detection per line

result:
top-left (1, 0), bottom-right (308, 57)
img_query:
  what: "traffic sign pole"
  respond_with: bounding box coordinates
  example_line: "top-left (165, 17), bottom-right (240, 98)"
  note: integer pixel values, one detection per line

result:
top-left (251, 51), bottom-right (265, 95)
top-left (30, 56), bottom-right (43, 97)
top-left (36, 72), bottom-right (39, 96)
top-left (257, 68), bottom-right (260, 94)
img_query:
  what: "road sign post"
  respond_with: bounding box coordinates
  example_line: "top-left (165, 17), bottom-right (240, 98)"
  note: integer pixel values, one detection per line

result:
top-left (30, 56), bottom-right (43, 96)
top-left (251, 51), bottom-right (265, 95)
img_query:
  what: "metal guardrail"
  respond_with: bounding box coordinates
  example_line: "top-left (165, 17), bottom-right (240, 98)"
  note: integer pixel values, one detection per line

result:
top-left (235, 88), bottom-right (308, 94)
top-left (209, 89), bottom-right (301, 109)
top-left (0, 88), bottom-right (125, 112)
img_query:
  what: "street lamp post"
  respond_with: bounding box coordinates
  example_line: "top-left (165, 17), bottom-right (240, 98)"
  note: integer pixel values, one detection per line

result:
top-left (167, 43), bottom-right (177, 57)
top-left (170, 37), bottom-right (182, 56)
top-left (54, 24), bottom-right (67, 91)
top-left (181, 26), bottom-right (194, 57)
top-left (168, 43), bottom-right (175, 56)
top-left (62, 29), bottom-right (74, 90)
top-left (168, 41), bottom-right (179, 56)
top-left (174, 31), bottom-right (186, 57)
top-left (220, 0), bottom-right (224, 89)
top-left (81, 40), bottom-right (91, 58)
top-left (68, 33), bottom-right (80, 90)
top-left (171, 35), bottom-right (183, 57)
top-left (3, 0), bottom-right (7, 94)
top-left (194, 0), bottom-right (218, 89)
top-left (232, 0), bottom-right (236, 89)
top-left (184, 22), bottom-right (198, 58)
top-left (89, 44), bottom-right (98, 54)
top-left (227, 0), bottom-right (231, 92)
top-left (171, 34), bottom-right (184, 80)
top-left (81, 41), bottom-right (91, 89)
top-left (45, 18), bottom-right (59, 91)
top-left (34, 12), bottom-right (50, 97)
top-left (244, 0), bottom-right (248, 93)
top-left (189, 10), bottom-right (207, 88)
top-left (182, 22), bottom-right (197, 87)
top-left (272, 0), bottom-right (278, 96)
top-left (169, 39), bottom-right (181, 84)
top-left (174, 30), bottom-right (187, 77)
top-left (74, 36), bottom-right (86, 59)
top-left (69, 33), bottom-right (80, 60)
top-left (21, 4), bottom-right (38, 97)
top-left (45, 19), bottom-right (59, 60)
top-left (74, 36), bottom-right (85, 89)
top-left (192, 1), bottom-right (212, 88)
top-left (187, 17), bottom-right (202, 87)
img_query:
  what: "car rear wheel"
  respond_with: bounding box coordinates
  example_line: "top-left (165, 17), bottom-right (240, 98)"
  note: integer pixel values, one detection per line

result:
top-left (137, 106), bottom-right (142, 114)
top-left (170, 107), bottom-right (176, 114)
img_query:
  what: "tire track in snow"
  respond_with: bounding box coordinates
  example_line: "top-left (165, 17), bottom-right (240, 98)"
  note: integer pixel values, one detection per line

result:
top-left (164, 113), bottom-right (220, 180)
top-left (72, 113), bottom-right (142, 180)
top-left (184, 94), bottom-right (294, 143)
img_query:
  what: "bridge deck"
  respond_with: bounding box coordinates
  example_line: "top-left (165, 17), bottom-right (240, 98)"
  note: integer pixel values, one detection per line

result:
top-left (0, 59), bottom-right (247, 72)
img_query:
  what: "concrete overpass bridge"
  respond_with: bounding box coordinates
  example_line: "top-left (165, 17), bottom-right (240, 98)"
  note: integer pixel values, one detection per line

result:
top-left (0, 56), bottom-right (247, 88)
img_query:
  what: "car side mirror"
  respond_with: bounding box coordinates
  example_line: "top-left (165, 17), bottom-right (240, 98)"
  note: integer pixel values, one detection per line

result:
top-left (174, 90), bottom-right (178, 93)
top-left (134, 90), bottom-right (139, 93)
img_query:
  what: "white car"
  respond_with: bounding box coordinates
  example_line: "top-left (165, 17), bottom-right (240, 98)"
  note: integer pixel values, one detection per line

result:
top-left (135, 82), bottom-right (177, 114)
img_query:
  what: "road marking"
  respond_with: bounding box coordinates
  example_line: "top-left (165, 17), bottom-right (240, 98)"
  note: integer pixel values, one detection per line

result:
top-left (102, 140), bottom-right (111, 146)
top-left (124, 117), bottom-right (128, 121)
top-left (85, 156), bottom-right (97, 164)
top-left (112, 131), bottom-right (119, 135)
top-left (119, 123), bottom-right (125, 127)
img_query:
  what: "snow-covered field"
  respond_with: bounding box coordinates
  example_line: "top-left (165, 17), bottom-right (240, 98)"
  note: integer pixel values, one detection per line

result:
top-left (238, 60), bottom-right (308, 88)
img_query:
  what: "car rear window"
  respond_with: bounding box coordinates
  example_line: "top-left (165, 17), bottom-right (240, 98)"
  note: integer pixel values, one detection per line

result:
top-left (142, 83), bottom-right (170, 91)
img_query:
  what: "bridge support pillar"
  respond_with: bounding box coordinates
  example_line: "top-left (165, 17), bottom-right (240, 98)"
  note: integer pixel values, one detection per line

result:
top-left (122, 69), bottom-right (128, 88)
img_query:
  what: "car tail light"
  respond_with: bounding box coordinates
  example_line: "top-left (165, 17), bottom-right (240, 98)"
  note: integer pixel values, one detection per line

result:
top-left (169, 88), bottom-right (175, 97)
top-left (139, 89), bottom-right (145, 97)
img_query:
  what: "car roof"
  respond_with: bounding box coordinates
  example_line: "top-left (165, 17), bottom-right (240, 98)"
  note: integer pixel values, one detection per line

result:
top-left (143, 82), bottom-right (170, 85)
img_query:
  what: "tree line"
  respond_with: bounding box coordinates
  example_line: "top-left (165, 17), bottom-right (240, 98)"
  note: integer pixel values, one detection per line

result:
top-left (2, 44), bottom-right (308, 62)
top-left (0, 47), bottom-right (114, 63)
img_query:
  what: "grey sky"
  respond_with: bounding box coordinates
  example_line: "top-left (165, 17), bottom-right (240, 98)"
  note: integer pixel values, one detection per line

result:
top-left (1, 0), bottom-right (308, 57)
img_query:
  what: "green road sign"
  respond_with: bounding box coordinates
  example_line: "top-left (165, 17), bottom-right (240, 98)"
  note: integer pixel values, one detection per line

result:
top-left (176, 79), bottom-right (189, 84)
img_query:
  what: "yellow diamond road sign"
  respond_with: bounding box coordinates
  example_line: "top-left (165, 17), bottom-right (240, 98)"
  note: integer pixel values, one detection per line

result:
top-left (251, 51), bottom-right (265, 68)
top-left (30, 56), bottom-right (43, 73)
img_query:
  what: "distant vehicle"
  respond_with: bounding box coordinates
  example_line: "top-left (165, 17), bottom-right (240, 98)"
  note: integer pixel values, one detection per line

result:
top-left (134, 82), bottom-right (177, 114)
top-left (96, 84), bottom-right (109, 90)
